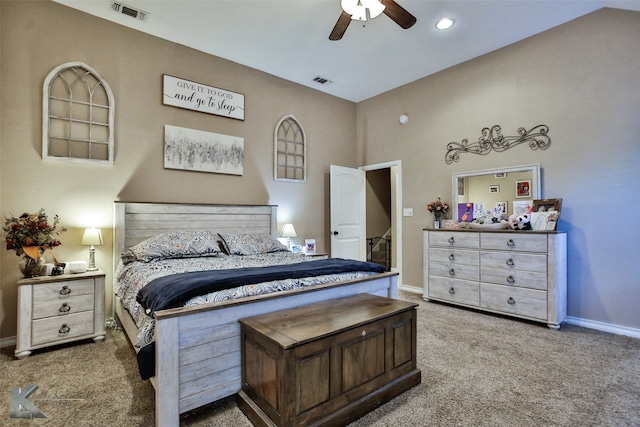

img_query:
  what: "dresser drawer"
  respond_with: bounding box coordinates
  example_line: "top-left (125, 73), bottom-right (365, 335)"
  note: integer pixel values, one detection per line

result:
top-left (429, 232), bottom-right (479, 249)
top-left (480, 283), bottom-right (547, 320)
top-left (33, 293), bottom-right (95, 320)
top-left (429, 262), bottom-right (479, 281)
top-left (480, 267), bottom-right (547, 290)
top-left (429, 248), bottom-right (479, 265)
top-left (480, 251), bottom-right (547, 272)
top-left (32, 278), bottom-right (95, 301)
top-left (31, 310), bottom-right (95, 346)
top-left (481, 233), bottom-right (547, 252)
top-left (428, 275), bottom-right (479, 306)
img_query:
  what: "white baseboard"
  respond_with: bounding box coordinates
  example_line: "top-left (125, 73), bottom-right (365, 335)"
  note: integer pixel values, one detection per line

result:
top-left (399, 284), bottom-right (423, 294)
top-left (566, 316), bottom-right (640, 339)
top-left (0, 335), bottom-right (16, 348)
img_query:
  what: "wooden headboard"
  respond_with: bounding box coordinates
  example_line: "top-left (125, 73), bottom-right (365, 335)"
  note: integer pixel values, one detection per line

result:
top-left (113, 202), bottom-right (277, 273)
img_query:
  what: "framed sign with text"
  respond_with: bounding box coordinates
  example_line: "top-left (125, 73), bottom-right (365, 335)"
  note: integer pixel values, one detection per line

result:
top-left (162, 75), bottom-right (245, 120)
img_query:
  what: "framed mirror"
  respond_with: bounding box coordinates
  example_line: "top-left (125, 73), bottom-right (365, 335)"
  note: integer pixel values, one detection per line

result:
top-left (452, 164), bottom-right (540, 222)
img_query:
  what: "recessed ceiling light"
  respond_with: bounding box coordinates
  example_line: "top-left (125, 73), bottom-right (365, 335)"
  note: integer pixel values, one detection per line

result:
top-left (436, 18), bottom-right (454, 30)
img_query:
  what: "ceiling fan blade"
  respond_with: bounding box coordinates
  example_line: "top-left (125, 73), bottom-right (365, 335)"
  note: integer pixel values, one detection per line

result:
top-left (329, 11), bottom-right (352, 40)
top-left (381, 0), bottom-right (416, 29)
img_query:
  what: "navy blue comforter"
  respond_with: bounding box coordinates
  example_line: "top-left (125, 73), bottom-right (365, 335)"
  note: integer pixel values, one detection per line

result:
top-left (136, 257), bottom-right (386, 315)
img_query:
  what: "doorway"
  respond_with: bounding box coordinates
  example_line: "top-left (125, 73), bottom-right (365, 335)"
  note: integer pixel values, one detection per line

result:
top-left (363, 161), bottom-right (402, 283)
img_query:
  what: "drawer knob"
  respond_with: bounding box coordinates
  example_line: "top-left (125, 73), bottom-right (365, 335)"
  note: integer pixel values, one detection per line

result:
top-left (506, 258), bottom-right (515, 267)
top-left (59, 285), bottom-right (71, 296)
top-left (448, 253), bottom-right (455, 261)
top-left (507, 275), bottom-right (515, 284)
top-left (449, 268), bottom-right (455, 277)
top-left (361, 330), bottom-right (366, 337)
top-left (507, 297), bottom-right (516, 305)
top-left (507, 239), bottom-right (515, 248)
top-left (59, 324), bottom-right (70, 334)
top-left (449, 287), bottom-right (455, 295)
top-left (448, 237), bottom-right (455, 244)
top-left (59, 303), bottom-right (71, 313)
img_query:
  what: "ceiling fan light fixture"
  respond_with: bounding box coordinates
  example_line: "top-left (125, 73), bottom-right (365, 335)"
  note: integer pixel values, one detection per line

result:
top-left (351, 5), bottom-right (368, 21)
top-left (436, 17), bottom-right (454, 30)
top-left (362, 0), bottom-right (385, 19)
top-left (340, 0), bottom-right (359, 15)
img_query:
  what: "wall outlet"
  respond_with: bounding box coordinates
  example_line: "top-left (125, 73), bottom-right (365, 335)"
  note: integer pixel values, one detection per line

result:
top-left (403, 208), bottom-right (413, 217)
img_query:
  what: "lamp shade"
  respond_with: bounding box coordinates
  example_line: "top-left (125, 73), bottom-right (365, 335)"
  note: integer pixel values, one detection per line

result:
top-left (81, 227), bottom-right (104, 246)
top-left (280, 223), bottom-right (297, 238)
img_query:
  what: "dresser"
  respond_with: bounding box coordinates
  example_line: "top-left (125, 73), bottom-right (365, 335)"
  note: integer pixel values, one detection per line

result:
top-left (237, 293), bottom-right (421, 427)
top-left (423, 230), bottom-right (567, 329)
top-left (15, 270), bottom-right (106, 359)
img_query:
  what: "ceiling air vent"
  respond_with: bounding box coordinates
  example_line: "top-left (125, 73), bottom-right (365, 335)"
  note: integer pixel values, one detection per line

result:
top-left (110, 1), bottom-right (149, 22)
top-left (312, 76), bottom-right (333, 86)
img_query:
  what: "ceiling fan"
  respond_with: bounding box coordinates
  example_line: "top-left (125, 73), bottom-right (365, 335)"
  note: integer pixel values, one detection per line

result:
top-left (329, 0), bottom-right (416, 41)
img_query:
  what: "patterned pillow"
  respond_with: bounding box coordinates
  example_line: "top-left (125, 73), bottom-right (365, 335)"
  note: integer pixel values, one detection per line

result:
top-left (122, 231), bottom-right (222, 263)
top-left (218, 233), bottom-right (288, 255)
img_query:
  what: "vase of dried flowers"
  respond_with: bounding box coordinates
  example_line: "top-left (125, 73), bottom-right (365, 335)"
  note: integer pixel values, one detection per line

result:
top-left (19, 254), bottom-right (45, 278)
top-left (3, 209), bottom-right (66, 278)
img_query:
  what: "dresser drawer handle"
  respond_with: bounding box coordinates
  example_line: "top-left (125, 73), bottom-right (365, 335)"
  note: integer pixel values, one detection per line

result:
top-left (59, 324), bottom-right (70, 334)
top-left (59, 285), bottom-right (71, 296)
top-left (449, 287), bottom-right (455, 295)
top-left (361, 330), bottom-right (366, 337)
top-left (507, 275), bottom-right (515, 284)
top-left (506, 258), bottom-right (515, 267)
top-left (59, 303), bottom-right (71, 313)
top-left (448, 268), bottom-right (455, 277)
top-left (448, 237), bottom-right (455, 244)
top-left (507, 239), bottom-right (515, 248)
top-left (448, 253), bottom-right (455, 261)
top-left (507, 297), bottom-right (516, 305)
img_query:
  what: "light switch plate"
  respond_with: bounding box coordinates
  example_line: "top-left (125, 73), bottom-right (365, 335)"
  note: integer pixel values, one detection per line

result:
top-left (403, 208), bottom-right (413, 216)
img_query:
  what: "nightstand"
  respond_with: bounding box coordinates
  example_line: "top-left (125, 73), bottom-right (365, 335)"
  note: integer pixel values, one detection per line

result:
top-left (305, 252), bottom-right (329, 259)
top-left (15, 269), bottom-right (106, 359)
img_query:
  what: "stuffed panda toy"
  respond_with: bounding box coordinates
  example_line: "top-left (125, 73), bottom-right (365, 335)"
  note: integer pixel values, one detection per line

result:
top-left (515, 214), bottom-right (532, 230)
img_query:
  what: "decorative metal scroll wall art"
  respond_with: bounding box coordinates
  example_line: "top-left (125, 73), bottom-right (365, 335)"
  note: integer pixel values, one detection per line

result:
top-left (445, 124), bottom-right (550, 164)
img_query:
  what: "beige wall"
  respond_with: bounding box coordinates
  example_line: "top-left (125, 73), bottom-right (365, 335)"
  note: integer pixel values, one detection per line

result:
top-left (0, 1), bottom-right (356, 338)
top-left (1, 3), bottom-right (639, 339)
top-left (357, 8), bottom-right (640, 330)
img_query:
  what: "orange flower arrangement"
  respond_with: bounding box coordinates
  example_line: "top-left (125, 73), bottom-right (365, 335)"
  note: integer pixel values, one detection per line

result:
top-left (427, 197), bottom-right (449, 218)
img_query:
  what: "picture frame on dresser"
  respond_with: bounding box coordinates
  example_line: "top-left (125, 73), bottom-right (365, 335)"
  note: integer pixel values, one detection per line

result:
top-left (532, 198), bottom-right (562, 231)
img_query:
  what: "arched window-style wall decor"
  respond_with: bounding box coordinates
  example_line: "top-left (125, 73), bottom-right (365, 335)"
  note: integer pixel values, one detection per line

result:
top-left (42, 62), bottom-right (115, 164)
top-left (274, 115), bottom-right (306, 182)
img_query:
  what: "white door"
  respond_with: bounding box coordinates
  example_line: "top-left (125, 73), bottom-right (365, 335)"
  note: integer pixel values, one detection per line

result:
top-left (330, 165), bottom-right (366, 260)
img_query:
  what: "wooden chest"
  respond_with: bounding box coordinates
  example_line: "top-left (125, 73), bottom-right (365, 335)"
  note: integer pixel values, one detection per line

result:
top-left (237, 293), bottom-right (421, 427)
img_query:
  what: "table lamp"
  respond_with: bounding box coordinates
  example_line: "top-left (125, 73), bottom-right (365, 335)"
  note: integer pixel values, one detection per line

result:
top-left (81, 227), bottom-right (103, 270)
top-left (280, 223), bottom-right (297, 250)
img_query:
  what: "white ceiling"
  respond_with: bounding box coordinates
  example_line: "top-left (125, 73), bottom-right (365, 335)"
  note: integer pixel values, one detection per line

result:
top-left (53, 0), bottom-right (640, 102)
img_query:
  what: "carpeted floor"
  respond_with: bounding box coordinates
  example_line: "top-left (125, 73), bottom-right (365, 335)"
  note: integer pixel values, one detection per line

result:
top-left (2, 291), bottom-right (639, 426)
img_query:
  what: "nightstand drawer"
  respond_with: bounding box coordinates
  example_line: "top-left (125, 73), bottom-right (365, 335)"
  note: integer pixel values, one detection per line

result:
top-left (32, 278), bottom-right (95, 301)
top-left (31, 311), bottom-right (95, 346)
top-left (33, 293), bottom-right (95, 319)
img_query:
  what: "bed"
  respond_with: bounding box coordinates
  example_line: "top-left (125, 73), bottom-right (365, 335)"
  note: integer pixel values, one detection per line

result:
top-left (113, 202), bottom-right (399, 427)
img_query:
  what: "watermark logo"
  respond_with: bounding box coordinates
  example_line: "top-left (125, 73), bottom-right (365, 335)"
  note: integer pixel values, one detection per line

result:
top-left (10, 384), bottom-right (47, 419)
